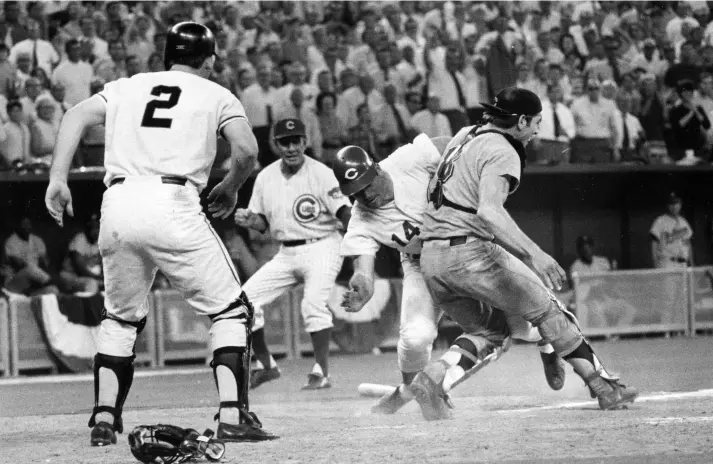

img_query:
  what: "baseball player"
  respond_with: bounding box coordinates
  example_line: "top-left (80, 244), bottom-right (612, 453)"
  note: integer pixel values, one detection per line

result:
top-left (234, 118), bottom-right (351, 390)
top-left (45, 22), bottom-right (278, 446)
top-left (650, 192), bottom-right (693, 269)
top-left (333, 136), bottom-right (565, 418)
top-left (415, 87), bottom-right (639, 419)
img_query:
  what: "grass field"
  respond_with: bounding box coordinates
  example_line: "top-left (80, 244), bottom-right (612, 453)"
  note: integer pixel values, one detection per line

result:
top-left (1, 336), bottom-right (713, 464)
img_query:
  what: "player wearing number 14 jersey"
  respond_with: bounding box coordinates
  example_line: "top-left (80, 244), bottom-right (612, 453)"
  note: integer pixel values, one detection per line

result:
top-left (334, 134), bottom-right (564, 420)
top-left (45, 22), bottom-right (278, 446)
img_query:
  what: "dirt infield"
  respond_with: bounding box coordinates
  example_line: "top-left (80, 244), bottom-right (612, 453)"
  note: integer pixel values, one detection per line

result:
top-left (2, 337), bottom-right (713, 464)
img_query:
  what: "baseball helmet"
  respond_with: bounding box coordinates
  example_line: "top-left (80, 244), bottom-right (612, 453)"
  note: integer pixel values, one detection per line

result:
top-left (164, 21), bottom-right (216, 71)
top-left (333, 146), bottom-right (378, 196)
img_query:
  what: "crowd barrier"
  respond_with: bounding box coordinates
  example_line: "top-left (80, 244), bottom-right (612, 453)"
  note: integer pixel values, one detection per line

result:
top-left (2, 268), bottom-right (712, 376)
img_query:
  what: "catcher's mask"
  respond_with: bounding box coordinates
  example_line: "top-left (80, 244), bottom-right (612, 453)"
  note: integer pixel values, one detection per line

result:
top-left (128, 424), bottom-right (226, 463)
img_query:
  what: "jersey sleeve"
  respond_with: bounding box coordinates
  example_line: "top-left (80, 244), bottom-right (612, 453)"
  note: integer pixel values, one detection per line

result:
top-left (649, 216), bottom-right (663, 240)
top-left (97, 79), bottom-right (120, 104)
top-left (320, 167), bottom-right (351, 215)
top-left (478, 136), bottom-right (522, 192)
top-left (682, 218), bottom-right (694, 241)
top-left (412, 133), bottom-right (442, 174)
top-left (341, 212), bottom-right (381, 257)
top-left (218, 92), bottom-right (251, 137)
top-left (247, 171), bottom-right (266, 217)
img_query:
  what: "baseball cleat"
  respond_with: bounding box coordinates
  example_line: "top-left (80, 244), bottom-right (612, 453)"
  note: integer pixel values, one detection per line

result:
top-left (371, 385), bottom-right (412, 414)
top-left (410, 361), bottom-right (453, 421)
top-left (217, 422), bottom-right (279, 442)
top-left (250, 367), bottom-right (281, 389)
top-left (595, 379), bottom-right (639, 410)
top-left (301, 372), bottom-right (332, 390)
top-left (90, 421), bottom-right (117, 447)
top-left (540, 351), bottom-right (566, 391)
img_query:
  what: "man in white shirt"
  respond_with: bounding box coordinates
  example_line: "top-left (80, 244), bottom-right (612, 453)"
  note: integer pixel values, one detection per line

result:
top-left (410, 94), bottom-right (452, 138)
top-left (79, 16), bottom-right (108, 61)
top-left (51, 38), bottom-right (93, 107)
top-left (241, 61), bottom-right (277, 166)
top-left (631, 39), bottom-right (668, 77)
top-left (336, 74), bottom-right (385, 131)
top-left (534, 84), bottom-right (575, 163)
top-left (614, 93), bottom-right (645, 160)
top-left (9, 19), bottom-right (59, 77)
top-left (570, 80), bottom-right (620, 162)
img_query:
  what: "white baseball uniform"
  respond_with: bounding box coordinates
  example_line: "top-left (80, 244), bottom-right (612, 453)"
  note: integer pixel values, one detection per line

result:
top-left (341, 134), bottom-right (442, 373)
top-left (650, 214), bottom-right (693, 269)
top-left (243, 156), bottom-right (350, 333)
top-left (96, 71), bottom-right (247, 355)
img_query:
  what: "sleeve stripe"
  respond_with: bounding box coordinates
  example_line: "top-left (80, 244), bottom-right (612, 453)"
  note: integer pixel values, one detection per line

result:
top-left (217, 115), bottom-right (251, 134)
top-left (97, 93), bottom-right (107, 103)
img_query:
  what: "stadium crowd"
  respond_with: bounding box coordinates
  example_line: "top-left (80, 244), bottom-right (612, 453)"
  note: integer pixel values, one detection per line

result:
top-left (1, 0), bottom-right (711, 298)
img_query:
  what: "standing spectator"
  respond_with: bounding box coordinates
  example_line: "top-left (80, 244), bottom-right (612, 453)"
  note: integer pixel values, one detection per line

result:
top-left (668, 79), bottom-right (711, 164)
top-left (617, 72), bottom-right (642, 115)
top-left (29, 96), bottom-right (58, 164)
top-left (0, 100), bottom-right (30, 166)
top-left (125, 15), bottom-right (155, 67)
top-left (638, 73), bottom-right (667, 143)
top-left (650, 192), bottom-right (693, 268)
top-left (336, 74), bottom-right (384, 131)
top-left (346, 102), bottom-right (381, 160)
top-left (0, 44), bottom-right (14, 98)
top-left (368, 45), bottom-right (405, 100)
top-left (59, 2), bottom-right (84, 40)
top-left (59, 214), bottom-right (102, 295)
top-left (631, 38), bottom-right (668, 77)
top-left (0, 2), bottom-right (29, 47)
top-left (242, 61), bottom-right (278, 167)
top-left (425, 41), bottom-right (468, 134)
top-left (525, 58), bottom-right (549, 101)
top-left (548, 63), bottom-right (574, 104)
top-left (664, 41), bottom-right (702, 90)
top-left (79, 15), bottom-right (109, 61)
top-left (410, 94), bottom-right (452, 138)
top-left (535, 83), bottom-right (576, 161)
top-left (2, 216), bottom-right (59, 296)
top-left (316, 91), bottom-right (346, 166)
top-left (485, 17), bottom-right (518, 99)
top-left (275, 61), bottom-right (319, 109)
top-left (51, 39), bottom-right (92, 107)
top-left (584, 43), bottom-right (615, 85)
top-left (463, 45), bottom-right (487, 125)
top-left (614, 93), bottom-right (646, 161)
top-left (380, 83), bottom-right (413, 152)
top-left (571, 80), bottom-right (620, 163)
top-left (9, 19), bottom-right (60, 77)
top-left (93, 39), bottom-right (127, 83)
top-left (14, 53), bottom-right (33, 95)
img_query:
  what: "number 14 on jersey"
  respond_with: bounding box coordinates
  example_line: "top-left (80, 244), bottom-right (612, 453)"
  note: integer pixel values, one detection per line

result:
top-left (392, 221), bottom-right (420, 247)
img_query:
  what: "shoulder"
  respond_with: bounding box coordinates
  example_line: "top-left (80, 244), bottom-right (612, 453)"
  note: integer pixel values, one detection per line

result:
top-left (255, 161), bottom-right (281, 181)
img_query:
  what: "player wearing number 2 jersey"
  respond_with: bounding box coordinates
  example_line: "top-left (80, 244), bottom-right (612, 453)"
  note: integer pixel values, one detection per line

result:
top-left (334, 134), bottom-right (563, 420)
top-left (45, 22), bottom-right (278, 446)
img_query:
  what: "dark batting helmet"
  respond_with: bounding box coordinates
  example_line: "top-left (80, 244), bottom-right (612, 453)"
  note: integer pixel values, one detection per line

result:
top-left (332, 146), bottom-right (377, 196)
top-left (164, 21), bottom-right (216, 71)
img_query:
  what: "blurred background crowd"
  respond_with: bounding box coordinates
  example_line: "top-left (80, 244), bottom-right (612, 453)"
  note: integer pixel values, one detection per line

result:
top-left (1, 0), bottom-right (711, 301)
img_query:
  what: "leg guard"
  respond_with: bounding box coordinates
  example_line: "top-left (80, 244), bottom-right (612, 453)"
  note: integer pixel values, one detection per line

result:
top-left (88, 310), bottom-right (146, 434)
top-left (443, 334), bottom-right (512, 392)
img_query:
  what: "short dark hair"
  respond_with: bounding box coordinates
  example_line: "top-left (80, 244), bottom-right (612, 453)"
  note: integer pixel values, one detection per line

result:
top-left (316, 92), bottom-right (337, 113)
top-left (7, 100), bottom-right (22, 112)
top-left (65, 38), bottom-right (81, 54)
top-left (484, 113), bottom-right (535, 129)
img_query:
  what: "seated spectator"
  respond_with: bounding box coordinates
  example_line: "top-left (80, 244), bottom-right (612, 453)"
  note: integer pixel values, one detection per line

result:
top-left (316, 92), bottom-right (346, 167)
top-left (410, 94), bottom-right (452, 138)
top-left (570, 80), bottom-right (619, 163)
top-left (346, 102), bottom-right (382, 161)
top-left (669, 79), bottom-right (711, 164)
top-left (30, 96), bottom-right (58, 164)
top-left (2, 216), bottom-right (59, 296)
top-left (59, 214), bottom-right (102, 295)
top-left (0, 100), bottom-right (30, 167)
top-left (19, 77), bottom-right (46, 123)
top-left (51, 38), bottom-right (93, 107)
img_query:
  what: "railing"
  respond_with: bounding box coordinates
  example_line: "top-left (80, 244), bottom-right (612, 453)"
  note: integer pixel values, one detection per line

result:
top-left (1, 269), bottom-right (712, 377)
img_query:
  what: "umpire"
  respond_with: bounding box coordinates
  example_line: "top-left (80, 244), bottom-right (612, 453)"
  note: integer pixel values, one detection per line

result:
top-left (417, 87), bottom-right (639, 411)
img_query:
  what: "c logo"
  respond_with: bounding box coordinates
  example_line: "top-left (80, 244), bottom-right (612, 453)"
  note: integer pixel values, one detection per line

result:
top-left (344, 168), bottom-right (359, 180)
top-left (293, 194), bottom-right (321, 223)
top-left (285, 120), bottom-right (295, 130)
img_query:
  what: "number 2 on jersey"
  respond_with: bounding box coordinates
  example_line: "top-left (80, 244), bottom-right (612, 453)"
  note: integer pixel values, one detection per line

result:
top-left (392, 221), bottom-right (420, 247)
top-left (141, 85), bottom-right (182, 128)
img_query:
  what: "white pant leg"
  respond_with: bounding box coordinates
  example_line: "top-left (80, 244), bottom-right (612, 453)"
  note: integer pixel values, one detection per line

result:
top-left (242, 251), bottom-right (298, 331)
top-left (297, 234), bottom-right (343, 333)
top-left (397, 255), bottom-right (440, 373)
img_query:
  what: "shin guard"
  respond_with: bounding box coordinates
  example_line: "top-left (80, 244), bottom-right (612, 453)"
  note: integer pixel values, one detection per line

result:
top-left (88, 353), bottom-right (135, 434)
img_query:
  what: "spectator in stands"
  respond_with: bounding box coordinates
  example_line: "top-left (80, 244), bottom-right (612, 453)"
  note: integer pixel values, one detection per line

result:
top-left (618, 72), bottom-right (642, 115)
top-left (346, 102), bottom-right (381, 161)
top-left (316, 91), bottom-right (346, 167)
top-left (125, 55), bottom-right (142, 77)
top-left (614, 93), bottom-right (646, 162)
top-left (425, 41), bottom-right (468, 134)
top-left (80, 15), bottom-right (108, 61)
top-left (570, 79), bottom-right (620, 163)
top-left (9, 19), bottom-right (60, 77)
top-left (638, 73), bottom-right (667, 143)
top-left (93, 39), bottom-right (126, 83)
top-left (380, 83), bottom-right (413, 154)
top-left (49, 82), bottom-right (69, 127)
top-left (242, 61), bottom-right (277, 167)
top-left (59, 214), bottom-right (102, 295)
top-left (147, 52), bottom-right (163, 73)
top-left (0, 100), bottom-right (30, 167)
top-left (19, 78), bottom-right (44, 124)
top-left (79, 79), bottom-right (105, 166)
top-left (410, 94), bottom-right (452, 138)
top-left (548, 63), bottom-right (573, 104)
top-left (534, 83), bottom-right (575, 164)
top-left (2, 215), bottom-right (59, 296)
top-left (337, 74), bottom-right (383, 131)
top-left (0, 2), bottom-right (28, 47)
top-left (125, 15), bottom-right (155, 67)
top-left (560, 33), bottom-right (584, 74)
top-left (664, 41), bottom-right (702, 90)
top-left (14, 53), bottom-right (33, 95)
top-left (29, 96), bottom-right (58, 164)
top-left (669, 79), bottom-right (711, 164)
top-left (631, 38), bottom-right (668, 77)
top-left (0, 44), bottom-right (14, 98)
top-left (51, 39), bottom-right (93, 107)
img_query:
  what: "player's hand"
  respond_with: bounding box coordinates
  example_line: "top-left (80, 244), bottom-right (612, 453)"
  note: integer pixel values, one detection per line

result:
top-left (527, 250), bottom-right (566, 292)
top-left (207, 180), bottom-right (238, 220)
top-left (45, 180), bottom-right (74, 228)
top-left (342, 273), bottom-right (374, 313)
top-left (234, 208), bottom-right (260, 229)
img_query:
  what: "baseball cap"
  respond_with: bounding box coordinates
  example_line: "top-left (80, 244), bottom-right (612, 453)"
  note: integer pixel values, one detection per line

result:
top-left (576, 235), bottom-right (594, 247)
top-left (273, 118), bottom-right (306, 139)
top-left (667, 191), bottom-right (682, 204)
top-left (480, 87), bottom-right (542, 118)
top-left (676, 79), bottom-right (695, 93)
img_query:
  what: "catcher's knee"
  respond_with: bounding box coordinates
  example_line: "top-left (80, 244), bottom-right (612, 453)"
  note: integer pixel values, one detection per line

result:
top-left (97, 309), bottom-right (146, 357)
top-left (209, 294), bottom-right (251, 350)
top-left (533, 303), bottom-right (583, 356)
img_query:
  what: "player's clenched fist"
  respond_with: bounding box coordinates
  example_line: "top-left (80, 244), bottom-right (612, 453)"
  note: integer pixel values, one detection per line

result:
top-left (234, 208), bottom-right (262, 230)
top-left (342, 273), bottom-right (374, 312)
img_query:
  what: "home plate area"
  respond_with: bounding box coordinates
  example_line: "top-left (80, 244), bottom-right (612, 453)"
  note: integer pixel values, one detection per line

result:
top-left (1, 338), bottom-right (712, 463)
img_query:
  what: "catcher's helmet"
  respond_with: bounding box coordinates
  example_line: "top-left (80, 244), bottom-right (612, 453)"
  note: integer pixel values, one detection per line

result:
top-left (164, 21), bottom-right (216, 71)
top-left (128, 424), bottom-right (225, 463)
top-left (333, 146), bottom-right (378, 196)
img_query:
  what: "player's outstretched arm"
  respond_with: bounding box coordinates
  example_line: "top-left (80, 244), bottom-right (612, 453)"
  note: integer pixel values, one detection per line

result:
top-left (46, 96), bottom-right (107, 227)
top-left (478, 174), bottom-right (566, 291)
top-left (207, 119), bottom-right (258, 219)
top-left (342, 254), bottom-right (376, 313)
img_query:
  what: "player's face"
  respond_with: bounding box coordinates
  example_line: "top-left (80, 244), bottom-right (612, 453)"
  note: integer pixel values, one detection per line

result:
top-left (518, 114), bottom-right (541, 145)
top-left (352, 172), bottom-right (394, 209)
top-left (276, 135), bottom-right (306, 167)
top-left (667, 201), bottom-right (682, 216)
